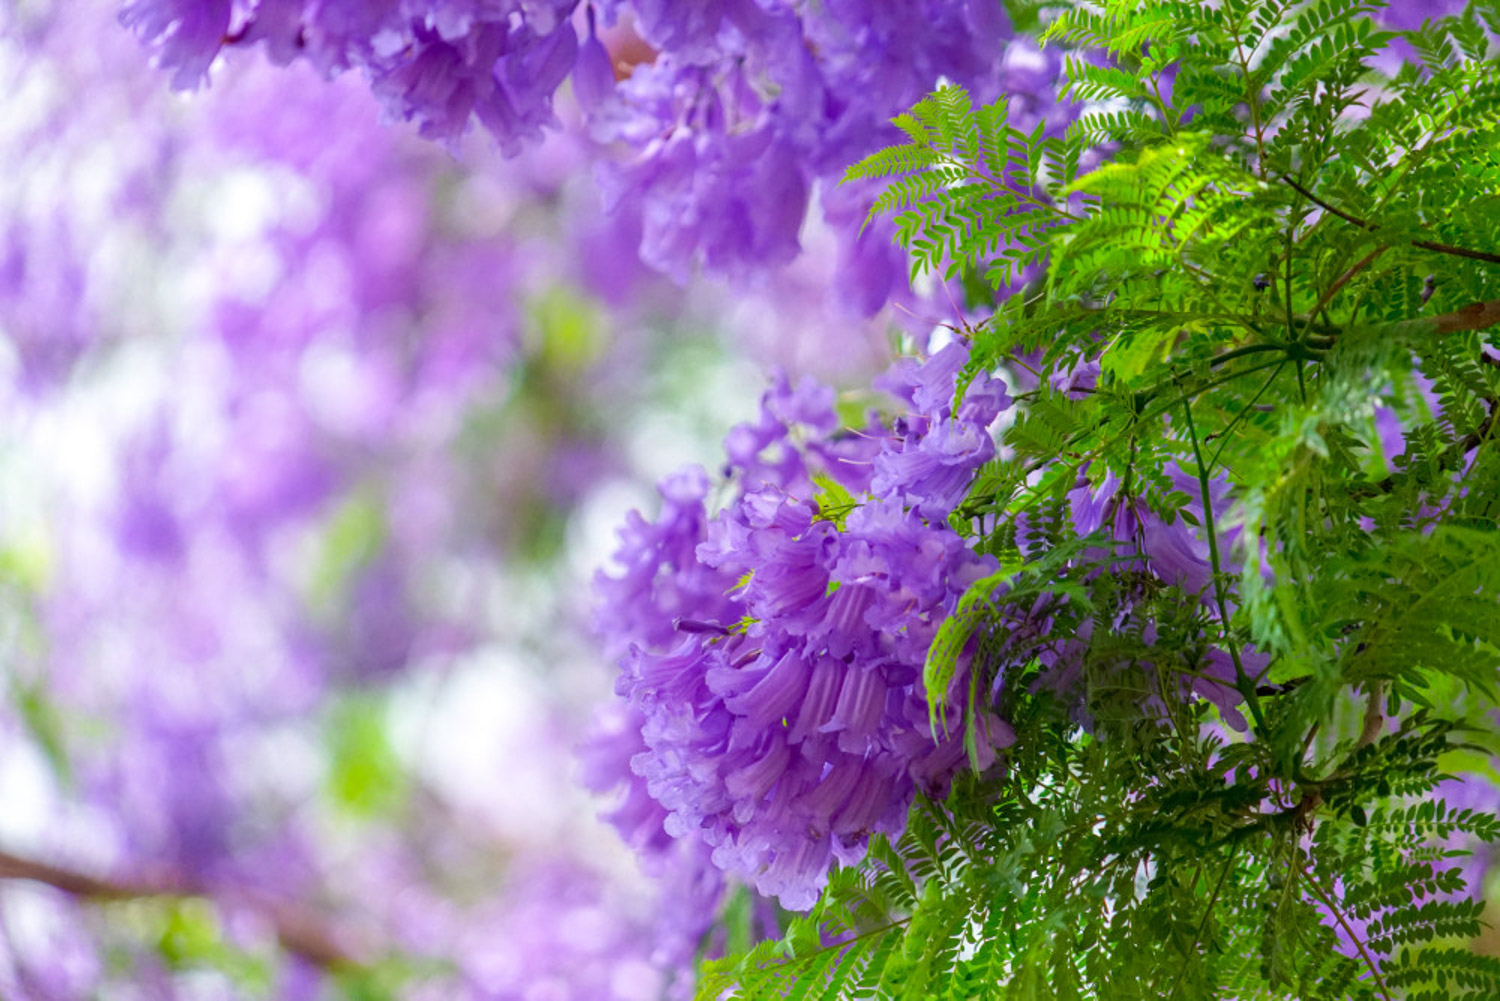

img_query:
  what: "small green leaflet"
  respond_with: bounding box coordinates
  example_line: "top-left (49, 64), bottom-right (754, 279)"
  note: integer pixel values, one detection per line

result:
top-left (923, 564), bottom-right (1017, 739)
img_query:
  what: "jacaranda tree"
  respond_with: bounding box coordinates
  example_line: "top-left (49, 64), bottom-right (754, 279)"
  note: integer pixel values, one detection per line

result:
top-left (1, 0), bottom-right (1497, 999)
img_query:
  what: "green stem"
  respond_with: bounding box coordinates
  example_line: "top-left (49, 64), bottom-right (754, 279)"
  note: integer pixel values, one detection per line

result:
top-left (944, 154), bottom-right (1080, 223)
top-left (1208, 343), bottom-right (1286, 369)
top-left (1232, 21), bottom-right (1268, 180)
top-left (1180, 395), bottom-right (1269, 735)
top-left (1282, 223), bottom-right (1306, 404)
top-left (1165, 845), bottom-right (1240, 1001)
top-left (1008, 357), bottom-right (1287, 492)
top-left (1149, 74), bottom-right (1177, 137)
top-left (1207, 362), bottom-right (1286, 472)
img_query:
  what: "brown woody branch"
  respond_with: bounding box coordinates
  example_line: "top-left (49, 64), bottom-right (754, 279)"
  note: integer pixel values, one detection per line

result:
top-left (0, 848), bottom-right (361, 968)
top-left (0, 850), bottom-right (172, 899)
top-left (1434, 298), bottom-right (1500, 334)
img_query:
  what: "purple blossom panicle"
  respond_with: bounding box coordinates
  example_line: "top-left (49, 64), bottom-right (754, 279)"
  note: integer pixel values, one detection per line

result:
top-left (119, 0), bottom-right (585, 153)
top-left (591, 342), bottom-right (1014, 910)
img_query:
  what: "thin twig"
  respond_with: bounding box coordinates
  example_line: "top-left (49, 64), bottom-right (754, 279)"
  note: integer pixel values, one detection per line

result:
top-left (1281, 175), bottom-right (1368, 228)
top-left (1165, 845), bottom-right (1241, 1001)
top-left (1358, 680), bottom-right (1385, 748)
top-left (1310, 245), bottom-right (1389, 319)
top-left (1207, 361), bottom-right (1287, 472)
top-left (1006, 356), bottom-right (1286, 485)
top-left (1298, 862), bottom-right (1393, 1001)
top-left (1280, 175), bottom-right (1500, 265)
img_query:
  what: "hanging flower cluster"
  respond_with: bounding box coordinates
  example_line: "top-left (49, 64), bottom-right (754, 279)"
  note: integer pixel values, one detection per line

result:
top-left (119, 0), bottom-right (583, 152)
top-left (592, 342), bottom-right (1015, 909)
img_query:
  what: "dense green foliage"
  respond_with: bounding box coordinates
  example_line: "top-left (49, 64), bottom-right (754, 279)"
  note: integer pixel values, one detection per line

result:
top-left (701, 0), bottom-right (1500, 996)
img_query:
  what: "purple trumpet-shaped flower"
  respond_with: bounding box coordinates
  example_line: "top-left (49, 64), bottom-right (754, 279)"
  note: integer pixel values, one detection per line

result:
top-left (1047, 461), bottom-right (1270, 731)
top-left (871, 341), bottom-right (1012, 519)
top-left (1050, 358), bottom-right (1101, 399)
top-left (572, 10), bottom-right (617, 114)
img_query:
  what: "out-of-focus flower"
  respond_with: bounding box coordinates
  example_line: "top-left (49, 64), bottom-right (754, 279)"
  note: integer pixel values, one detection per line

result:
top-left (0, 4), bottom-right (724, 995)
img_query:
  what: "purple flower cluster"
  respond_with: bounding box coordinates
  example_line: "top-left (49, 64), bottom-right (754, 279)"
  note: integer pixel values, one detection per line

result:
top-left (119, 0), bottom-right (583, 152)
top-left (1068, 466), bottom-right (1218, 599)
top-left (591, 342), bottom-right (1014, 909)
